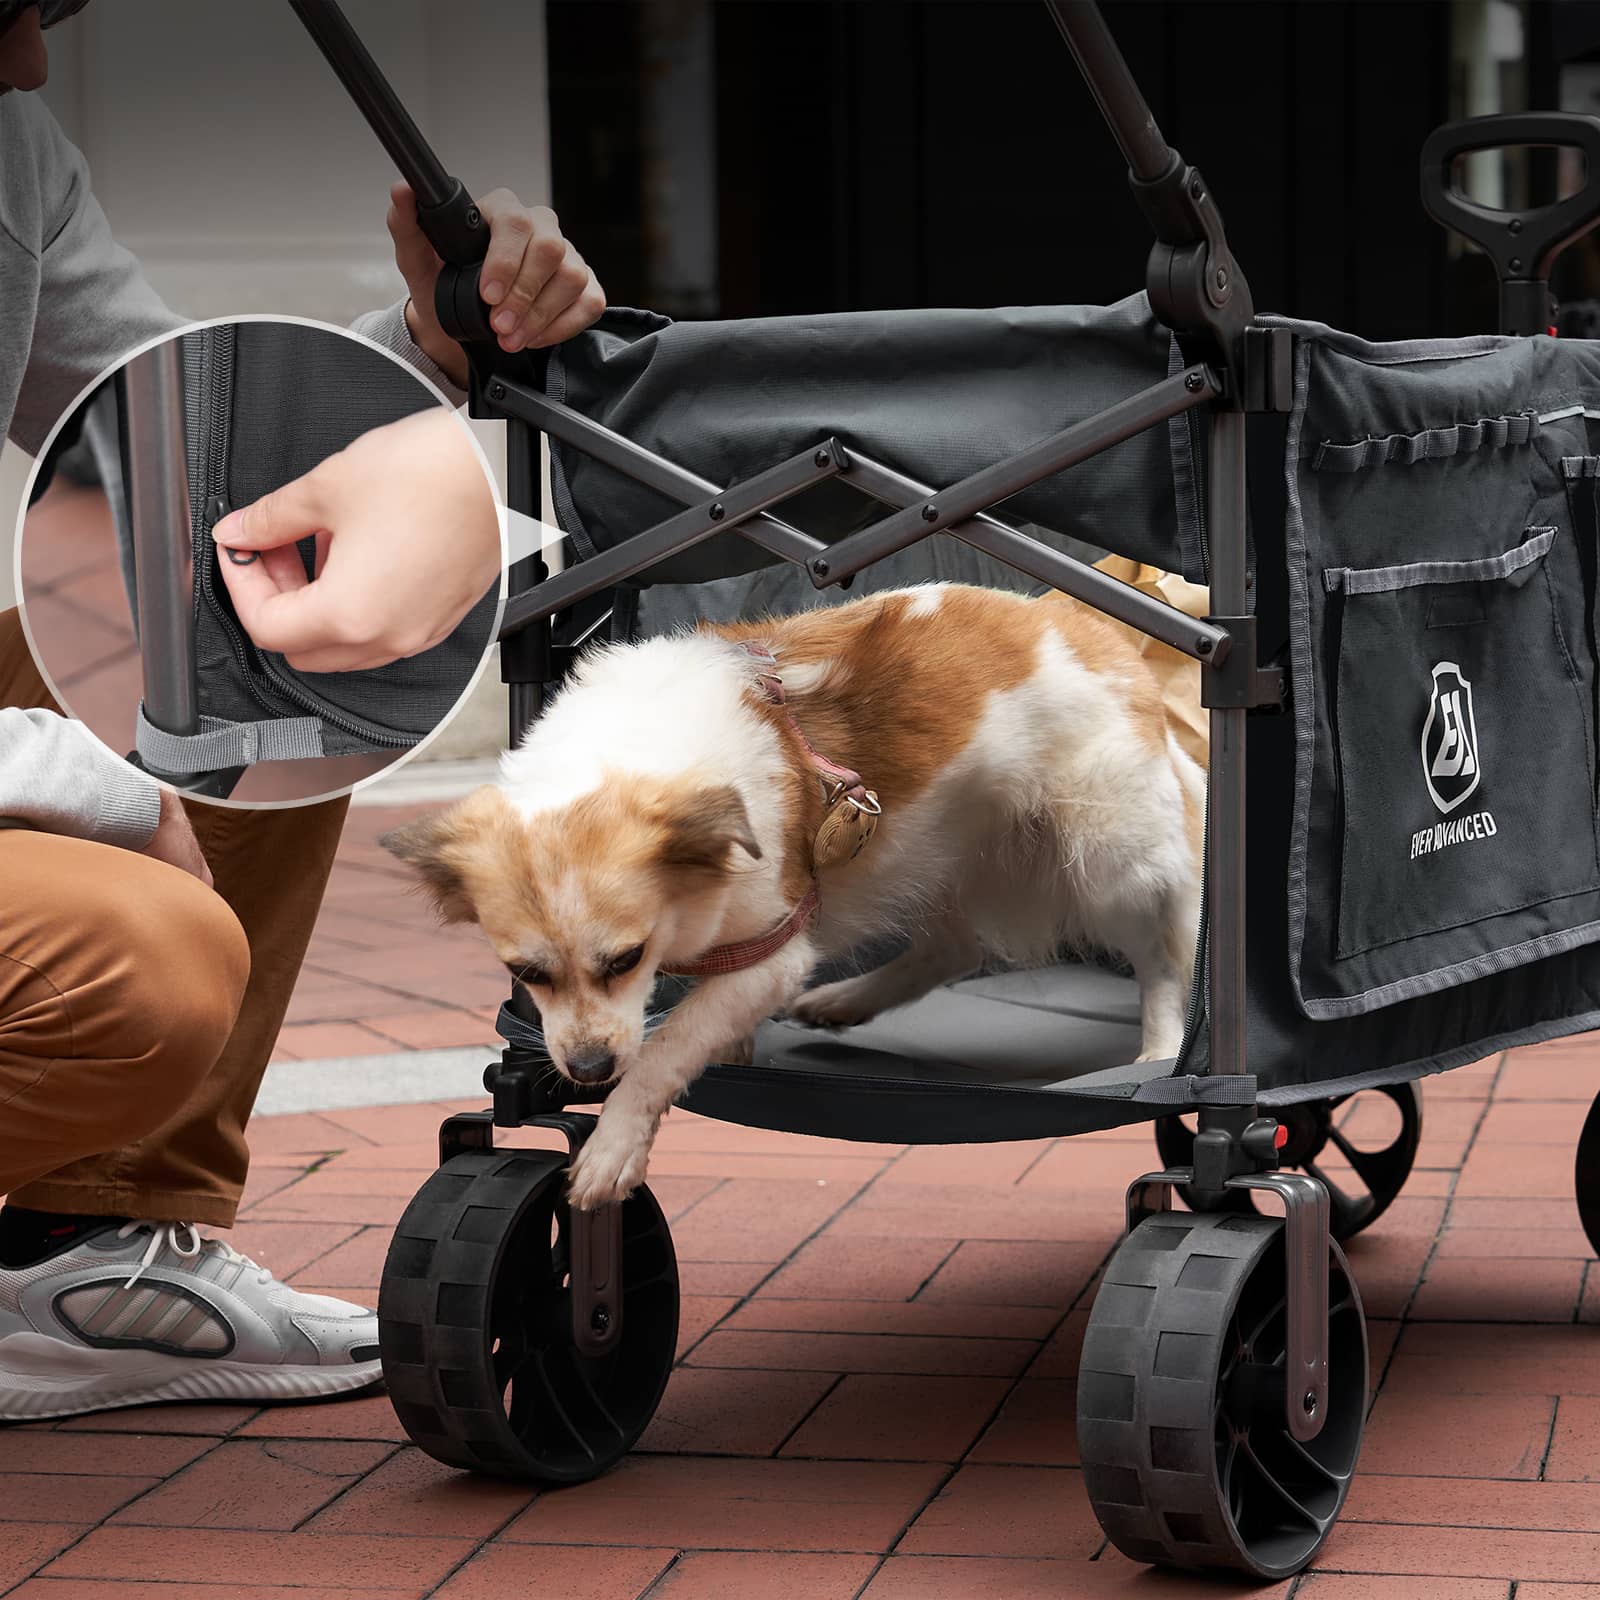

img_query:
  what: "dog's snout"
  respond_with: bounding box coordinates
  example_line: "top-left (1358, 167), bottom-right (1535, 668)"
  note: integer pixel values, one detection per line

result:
top-left (565, 1045), bottom-right (616, 1085)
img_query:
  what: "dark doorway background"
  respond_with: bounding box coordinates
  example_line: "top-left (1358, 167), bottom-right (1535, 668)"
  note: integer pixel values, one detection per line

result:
top-left (549, 1), bottom-right (1600, 342)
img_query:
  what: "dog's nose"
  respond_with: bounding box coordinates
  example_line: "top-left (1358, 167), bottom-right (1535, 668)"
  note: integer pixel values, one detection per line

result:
top-left (565, 1046), bottom-right (616, 1085)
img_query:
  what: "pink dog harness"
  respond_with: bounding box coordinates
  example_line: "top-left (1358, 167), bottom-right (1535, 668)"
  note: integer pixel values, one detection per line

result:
top-left (737, 642), bottom-right (876, 810)
top-left (656, 641), bottom-right (874, 979)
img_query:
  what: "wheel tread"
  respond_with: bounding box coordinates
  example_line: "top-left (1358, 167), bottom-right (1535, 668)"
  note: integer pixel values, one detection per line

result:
top-left (1078, 1210), bottom-right (1366, 1579)
top-left (376, 1148), bottom-right (678, 1483)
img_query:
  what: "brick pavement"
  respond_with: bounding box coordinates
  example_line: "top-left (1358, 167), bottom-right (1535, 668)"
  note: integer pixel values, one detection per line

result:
top-left (8, 784), bottom-right (1600, 1597)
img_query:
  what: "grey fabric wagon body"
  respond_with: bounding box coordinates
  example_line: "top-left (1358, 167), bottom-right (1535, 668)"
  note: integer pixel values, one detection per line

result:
top-left (107, 321), bottom-right (499, 770)
top-left (533, 297), bottom-right (1600, 1134)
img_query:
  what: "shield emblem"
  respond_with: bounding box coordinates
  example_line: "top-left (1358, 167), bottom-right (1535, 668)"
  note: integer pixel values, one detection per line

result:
top-left (1420, 661), bottom-right (1481, 814)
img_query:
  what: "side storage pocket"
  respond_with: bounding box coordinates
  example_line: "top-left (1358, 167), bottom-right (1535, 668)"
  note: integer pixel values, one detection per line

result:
top-left (1329, 526), bottom-right (1600, 960)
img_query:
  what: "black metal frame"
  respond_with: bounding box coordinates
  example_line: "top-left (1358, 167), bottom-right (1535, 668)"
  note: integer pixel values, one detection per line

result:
top-left (289, 0), bottom-right (1321, 1439)
top-left (124, 341), bottom-right (197, 745)
top-left (121, 343), bottom-right (244, 798)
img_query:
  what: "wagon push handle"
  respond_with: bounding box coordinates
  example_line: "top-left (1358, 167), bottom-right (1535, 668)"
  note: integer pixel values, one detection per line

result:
top-left (287, 0), bottom-right (496, 343)
top-left (1421, 111), bottom-right (1600, 336)
top-left (1043, 1), bottom-right (1256, 391)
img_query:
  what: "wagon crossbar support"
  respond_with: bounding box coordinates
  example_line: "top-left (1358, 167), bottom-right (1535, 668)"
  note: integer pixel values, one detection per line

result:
top-left (487, 368), bottom-right (1238, 667)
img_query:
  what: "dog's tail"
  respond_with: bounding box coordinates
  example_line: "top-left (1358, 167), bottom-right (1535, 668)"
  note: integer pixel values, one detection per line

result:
top-left (1170, 730), bottom-right (1207, 865)
top-left (1170, 732), bottom-right (1205, 802)
top-left (766, 650), bottom-right (854, 702)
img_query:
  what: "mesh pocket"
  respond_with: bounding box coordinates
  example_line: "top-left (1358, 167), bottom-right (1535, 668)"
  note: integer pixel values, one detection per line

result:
top-left (1329, 526), bottom-right (1600, 959)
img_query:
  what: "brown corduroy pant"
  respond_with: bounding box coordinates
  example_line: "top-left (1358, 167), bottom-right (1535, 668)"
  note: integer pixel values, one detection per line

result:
top-left (0, 607), bottom-right (348, 1226)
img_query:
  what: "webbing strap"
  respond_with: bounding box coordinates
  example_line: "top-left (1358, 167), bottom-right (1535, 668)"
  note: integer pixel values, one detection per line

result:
top-left (135, 704), bottom-right (325, 770)
top-left (497, 1001), bottom-right (544, 1051)
top-left (1128, 1072), bottom-right (1258, 1107)
top-left (1324, 526), bottom-right (1556, 595)
top-left (1314, 411), bottom-right (1538, 472)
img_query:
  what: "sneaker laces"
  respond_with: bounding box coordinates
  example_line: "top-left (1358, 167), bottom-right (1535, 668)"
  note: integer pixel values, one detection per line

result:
top-left (117, 1220), bottom-right (273, 1291)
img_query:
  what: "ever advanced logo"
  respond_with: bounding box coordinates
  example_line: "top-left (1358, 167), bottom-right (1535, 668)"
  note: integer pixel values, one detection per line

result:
top-left (1411, 661), bottom-right (1497, 861)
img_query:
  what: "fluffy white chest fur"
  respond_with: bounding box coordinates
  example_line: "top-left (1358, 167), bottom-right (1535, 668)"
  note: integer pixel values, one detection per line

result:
top-left (385, 582), bottom-right (1203, 1208)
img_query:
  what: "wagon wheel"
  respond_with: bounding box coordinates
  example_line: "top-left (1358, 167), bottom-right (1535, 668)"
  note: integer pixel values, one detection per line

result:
top-left (376, 1148), bottom-right (678, 1481)
top-left (1154, 1083), bottom-right (1422, 1241)
top-left (1575, 1091), bottom-right (1600, 1257)
top-left (1079, 1211), bottom-right (1367, 1579)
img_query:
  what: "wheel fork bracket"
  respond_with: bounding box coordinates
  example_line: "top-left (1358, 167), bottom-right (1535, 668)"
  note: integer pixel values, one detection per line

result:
top-left (439, 1109), bottom-right (625, 1358)
top-left (1126, 1166), bottom-right (1331, 1442)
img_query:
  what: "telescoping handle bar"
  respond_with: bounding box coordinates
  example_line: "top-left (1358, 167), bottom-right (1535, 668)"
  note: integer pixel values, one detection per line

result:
top-left (287, 0), bottom-right (492, 281)
top-left (1044, 0), bottom-right (1171, 187)
top-left (1421, 112), bottom-right (1600, 336)
top-left (1044, 0), bottom-right (1252, 375)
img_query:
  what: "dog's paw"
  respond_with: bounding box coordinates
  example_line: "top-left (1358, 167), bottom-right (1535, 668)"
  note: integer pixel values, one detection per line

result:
top-left (1135, 1037), bottom-right (1183, 1064)
top-left (567, 1125), bottom-right (650, 1211)
top-left (788, 977), bottom-right (883, 1030)
top-left (720, 1032), bottom-right (755, 1066)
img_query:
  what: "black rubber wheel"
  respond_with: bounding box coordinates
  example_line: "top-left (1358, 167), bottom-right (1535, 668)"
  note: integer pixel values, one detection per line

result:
top-left (1154, 1083), bottom-right (1421, 1241)
top-left (377, 1148), bottom-right (679, 1482)
top-left (1575, 1091), bottom-right (1600, 1257)
top-left (1079, 1211), bottom-right (1367, 1579)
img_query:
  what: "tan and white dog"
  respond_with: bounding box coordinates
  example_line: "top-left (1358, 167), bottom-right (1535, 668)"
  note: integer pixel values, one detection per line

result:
top-left (383, 583), bottom-right (1204, 1209)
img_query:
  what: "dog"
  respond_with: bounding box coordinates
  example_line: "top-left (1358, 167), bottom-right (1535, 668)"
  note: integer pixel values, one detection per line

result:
top-left (383, 582), bottom-right (1204, 1210)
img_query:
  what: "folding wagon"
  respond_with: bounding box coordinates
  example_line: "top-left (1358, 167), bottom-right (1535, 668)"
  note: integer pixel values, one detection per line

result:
top-left (291, 0), bottom-right (1600, 1576)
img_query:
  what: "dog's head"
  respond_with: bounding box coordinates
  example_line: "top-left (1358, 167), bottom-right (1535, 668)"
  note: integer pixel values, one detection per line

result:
top-left (381, 781), bottom-right (760, 1088)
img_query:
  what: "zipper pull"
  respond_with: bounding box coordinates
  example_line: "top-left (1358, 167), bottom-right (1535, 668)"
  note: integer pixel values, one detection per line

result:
top-left (208, 494), bottom-right (258, 566)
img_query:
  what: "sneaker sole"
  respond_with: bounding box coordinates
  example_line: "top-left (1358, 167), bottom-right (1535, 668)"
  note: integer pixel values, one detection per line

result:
top-left (0, 1332), bottom-right (383, 1421)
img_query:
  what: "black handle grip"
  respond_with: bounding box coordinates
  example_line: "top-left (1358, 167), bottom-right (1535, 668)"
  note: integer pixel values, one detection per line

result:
top-left (1421, 111), bottom-right (1600, 334)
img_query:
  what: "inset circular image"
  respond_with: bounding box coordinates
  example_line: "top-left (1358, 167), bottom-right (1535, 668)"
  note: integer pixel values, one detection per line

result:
top-left (17, 316), bottom-right (504, 805)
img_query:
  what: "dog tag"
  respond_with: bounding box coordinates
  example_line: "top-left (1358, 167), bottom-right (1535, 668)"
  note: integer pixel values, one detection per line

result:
top-left (813, 789), bottom-right (880, 867)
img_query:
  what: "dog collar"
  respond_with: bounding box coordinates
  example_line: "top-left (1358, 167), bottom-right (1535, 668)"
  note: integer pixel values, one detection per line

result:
top-left (659, 881), bottom-right (821, 978)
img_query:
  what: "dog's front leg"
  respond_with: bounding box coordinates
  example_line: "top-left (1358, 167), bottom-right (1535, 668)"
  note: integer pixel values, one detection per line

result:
top-left (567, 937), bottom-right (817, 1210)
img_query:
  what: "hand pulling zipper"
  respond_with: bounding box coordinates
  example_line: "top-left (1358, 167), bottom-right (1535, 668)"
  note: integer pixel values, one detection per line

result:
top-left (186, 330), bottom-right (411, 751)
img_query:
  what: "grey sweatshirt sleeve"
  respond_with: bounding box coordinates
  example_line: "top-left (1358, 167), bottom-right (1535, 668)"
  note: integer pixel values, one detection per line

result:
top-left (5, 96), bottom-right (183, 456)
top-left (6, 98), bottom-right (467, 463)
top-left (0, 708), bottom-right (162, 848)
top-left (350, 299), bottom-right (469, 408)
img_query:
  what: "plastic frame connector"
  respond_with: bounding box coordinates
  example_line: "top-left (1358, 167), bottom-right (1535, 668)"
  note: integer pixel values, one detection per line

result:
top-left (439, 1108), bottom-right (624, 1359)
top-left (1126, 1164), bottom-right (1330, 1443)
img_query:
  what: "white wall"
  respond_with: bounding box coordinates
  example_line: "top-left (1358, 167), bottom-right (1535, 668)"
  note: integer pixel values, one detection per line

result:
top-left (2, 1), bottom-right (549, 750)
top-left (34, 0), bottom-right (550, 322)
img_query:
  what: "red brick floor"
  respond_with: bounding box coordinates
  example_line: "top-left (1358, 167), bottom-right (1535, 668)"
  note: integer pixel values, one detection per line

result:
top-left (270, 803), bottom-right (509, 1065)
top-left (10, 1052), bottom-right (1600, 1592)
top-left (11, 809), bottom-right (1600, 1596)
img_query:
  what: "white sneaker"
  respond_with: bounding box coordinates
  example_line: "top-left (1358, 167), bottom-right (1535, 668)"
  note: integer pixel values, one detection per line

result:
top-left (0, 1221), bottom-right (382, 1420)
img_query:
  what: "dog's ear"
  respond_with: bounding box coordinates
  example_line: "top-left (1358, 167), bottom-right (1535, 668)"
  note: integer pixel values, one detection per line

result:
top-left (658, 783), bottom-right (762, 872)
top-left (380, 786), bottom-right (510, 923)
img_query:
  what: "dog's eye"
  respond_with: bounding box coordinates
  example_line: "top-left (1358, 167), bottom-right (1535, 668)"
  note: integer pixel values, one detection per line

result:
top-left (505, 959), bottom-right (550, 988)
top-left (603, 944), bottom-right (645, 980)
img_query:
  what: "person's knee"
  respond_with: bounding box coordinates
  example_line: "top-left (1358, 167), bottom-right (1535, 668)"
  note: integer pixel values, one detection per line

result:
top-left (150, 873), bottom-right (251, 1061)
top-left (104, 866), bottom-right (251, 1096)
